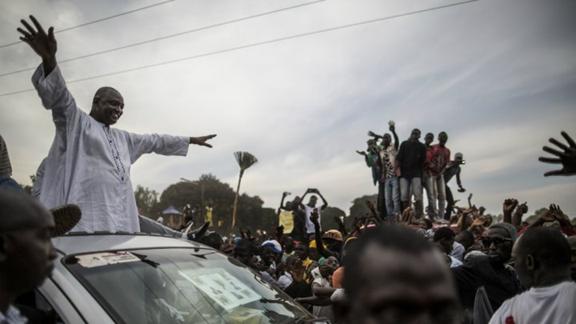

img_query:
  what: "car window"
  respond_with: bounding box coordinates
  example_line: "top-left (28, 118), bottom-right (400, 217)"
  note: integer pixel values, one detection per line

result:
top-left (64, 248), bottom-right (311, 324)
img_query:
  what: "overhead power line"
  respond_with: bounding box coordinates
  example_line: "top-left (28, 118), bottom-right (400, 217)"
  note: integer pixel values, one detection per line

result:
top-left (0, 0), bottom-right (326, 78)
top-left (0, 0), bottom-right (176, 49)
top-left (0, 0), bottom-right (478, 98)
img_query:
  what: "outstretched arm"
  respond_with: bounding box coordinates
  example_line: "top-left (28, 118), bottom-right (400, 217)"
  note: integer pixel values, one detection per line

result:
top-left (539, 131), bottom-right (576, 176)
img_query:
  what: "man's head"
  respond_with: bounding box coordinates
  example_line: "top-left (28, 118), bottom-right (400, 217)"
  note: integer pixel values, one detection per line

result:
top-left (481, 223), bottom-right (516, 263)
top-left (319, 256), bottom-right (339, 278)
top-left (424, 132), bottom-right (434, 146)
top-left (433, 227), bottom-right (455, 255)
top-left (308, 195), bottom-right (318, 207)
top-left (90, 87), bottom-right (124, 126)
top-left (513, 227), bottom-right (571, 288)
top-left (294, 242), bottom-right (309, 260)
top-left (234, 238), bottom-right (256, 267)
top-left (343, 225), bottom-right (460, 324)
top-left (0, 190), bottom-right (56, 297)
top-left (438, 132), bottom-right (448, 146)
top-left (454, 152), bottom-right (464, 164)
top-left (382, 133), bottom-right (392, 148)
top-left (455, 230), bottom-right (475, 251)
top-left (322, 229), bottom-right (343, 253)
top-left (410, 129), bottom-right (422, 141)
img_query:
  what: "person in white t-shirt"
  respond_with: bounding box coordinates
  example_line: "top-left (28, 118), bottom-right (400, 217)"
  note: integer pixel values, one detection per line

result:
top-left (489, 227), bottom-right (576, 324)
top-left (299, 188), bottom-right (328, 237)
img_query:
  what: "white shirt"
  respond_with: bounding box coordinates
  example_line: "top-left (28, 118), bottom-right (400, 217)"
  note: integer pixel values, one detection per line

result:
top-left (449, 255), bottom-right (463, 268)
top-left (451, 241), bottom-right (465, 261)
top-left (32, 65), bottom-right (189, 232)
top-left (489, 281), bottom-right (576, 324)
top-left (0, 305), bottom-right (27, 324)
top-left (303, 204), bottom-right (321, 234)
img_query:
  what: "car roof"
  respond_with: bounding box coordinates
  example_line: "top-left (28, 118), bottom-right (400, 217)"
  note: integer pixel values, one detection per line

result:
top-left (53, 233), bottom-right (206, 255)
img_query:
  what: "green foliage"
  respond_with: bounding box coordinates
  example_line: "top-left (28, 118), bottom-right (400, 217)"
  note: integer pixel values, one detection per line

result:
top-left (156, 174), bottom-right (275, 234)
top-left (134, 185), bottom-right (159, 218)
top-left (321, 206), bottom-right (346, 230)
top-left (349, 194), bottom-right (377, 218)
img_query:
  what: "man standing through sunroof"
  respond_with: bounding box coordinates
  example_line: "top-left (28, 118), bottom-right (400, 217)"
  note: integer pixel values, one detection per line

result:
top-left (18, 16), bottom-right (216, 232)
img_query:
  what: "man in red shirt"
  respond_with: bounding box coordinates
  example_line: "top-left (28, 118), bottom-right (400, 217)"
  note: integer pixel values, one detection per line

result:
top-left (426, 132), bottom-right (451, 220)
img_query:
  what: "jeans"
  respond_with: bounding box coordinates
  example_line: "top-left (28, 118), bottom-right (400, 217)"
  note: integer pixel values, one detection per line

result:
top-left (377, 180), bottom-right (388, 219)
top-left (427, 174), bottom-right (446, 218)
top-left (400, 177), bottom-right (423, 218)
top-left (384, 177), bottom-right (400, 221)
top-left (422, 172), bottom-right (434, 214)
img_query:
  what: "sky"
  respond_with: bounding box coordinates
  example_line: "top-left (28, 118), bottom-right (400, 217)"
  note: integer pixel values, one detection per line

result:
top-left (0, 0), bottom-right (575, 216)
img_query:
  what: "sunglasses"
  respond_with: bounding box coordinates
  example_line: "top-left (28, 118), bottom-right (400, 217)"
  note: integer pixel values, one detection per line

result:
top-left (481, 237), bottom-right (512, 247)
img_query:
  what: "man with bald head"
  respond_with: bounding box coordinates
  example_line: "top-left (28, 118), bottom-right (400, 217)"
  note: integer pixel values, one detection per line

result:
top-left (489, 227), bottom-right (576, 323)
top-left (18, 16), bottom-right (216, 232)
top-left (0, 189), bottom-right (57, 323)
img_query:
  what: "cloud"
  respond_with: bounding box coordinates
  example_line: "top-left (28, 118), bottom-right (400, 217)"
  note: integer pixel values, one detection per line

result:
top-left (1, 0), bottom-right (575, 216)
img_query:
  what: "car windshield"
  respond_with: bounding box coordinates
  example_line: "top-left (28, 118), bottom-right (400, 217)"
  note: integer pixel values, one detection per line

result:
top-left (64, 248), bottom-right (311, 324)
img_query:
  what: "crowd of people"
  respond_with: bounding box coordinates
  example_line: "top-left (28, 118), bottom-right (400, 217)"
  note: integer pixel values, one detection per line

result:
top-left (183, 190), bottom-right (576, 323)
top-left (1, 15), bottom-right (576, 324)
top-left (357, 122), bottom-right (465, 222)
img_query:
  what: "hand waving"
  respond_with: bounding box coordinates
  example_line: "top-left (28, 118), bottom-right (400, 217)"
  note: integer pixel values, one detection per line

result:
top-left (18, 15), bottom-right (56, 60)
top-left (539, 131), bottom-right (576, 176)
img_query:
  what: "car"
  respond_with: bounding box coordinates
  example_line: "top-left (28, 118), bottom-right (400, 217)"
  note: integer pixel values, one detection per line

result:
top-left (24, 232), bottom-right (323, 323)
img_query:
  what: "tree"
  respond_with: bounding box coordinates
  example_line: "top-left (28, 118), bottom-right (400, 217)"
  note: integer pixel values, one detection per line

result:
top-left (134, 185), bottom-right (159, 218)
top-left (231, 152), bottom-right (258, 229)
top-left (349, 194), bottom-right (378, 218)
top-left (321, 207), bottom-right (346, 230)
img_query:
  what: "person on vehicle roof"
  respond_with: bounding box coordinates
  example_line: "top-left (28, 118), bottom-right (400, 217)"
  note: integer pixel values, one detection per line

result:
top-left (17, 16), bottom-right (216, 232)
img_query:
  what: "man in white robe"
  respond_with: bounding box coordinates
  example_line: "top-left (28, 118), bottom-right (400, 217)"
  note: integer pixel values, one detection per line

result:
top-left (18, 16), bottom-right (216, 232)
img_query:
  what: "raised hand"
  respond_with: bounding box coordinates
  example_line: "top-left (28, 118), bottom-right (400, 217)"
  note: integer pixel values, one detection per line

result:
top-left (512, 201), bottom-right (528, 227)
top-left (189, 134), bottom-right (217, 148)
top-left (549, 204), bottom-right (570, 224)
top-left (356, 150), bottom-right (367, 156)
top-left (514, 202), bottom-right (528, 215)
top-left (539, 131), bottom-right (576, 176)
top-left (18, 16), bottom-right (56, 58)
top-left (502, 199), bottom-right (518, 215)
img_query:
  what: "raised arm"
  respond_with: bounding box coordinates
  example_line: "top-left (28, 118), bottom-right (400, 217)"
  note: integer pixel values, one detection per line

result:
top-left (20, 16), bottom-right (80, 126)
top-left (299, 189), bottom-right (311, 208)
top-left (18, 15), bottom-right (56, 75)
top-left (390, 124), bottom-right (399, 151)
top-left (277, 192), bottom-right (289, 215)
top-left (312, 189), bottom-right (328, 210)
